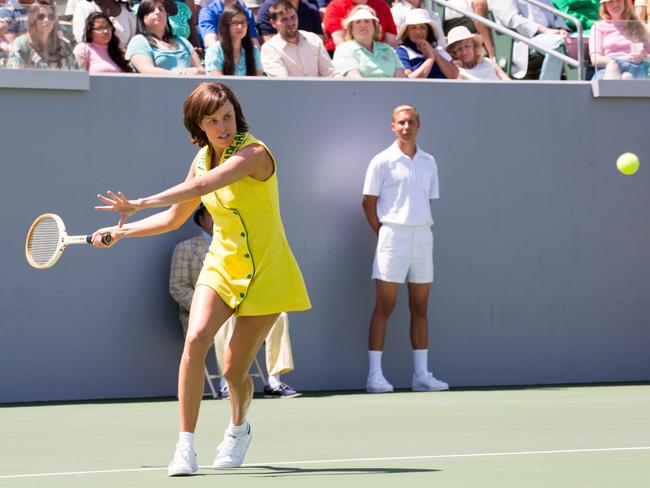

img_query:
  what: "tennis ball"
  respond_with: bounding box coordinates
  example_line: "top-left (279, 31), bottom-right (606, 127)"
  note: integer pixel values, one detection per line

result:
top-left (616, 152), bottom-right (639, 175)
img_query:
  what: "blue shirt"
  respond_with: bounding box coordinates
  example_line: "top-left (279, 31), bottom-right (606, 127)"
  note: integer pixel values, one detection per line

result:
top-left (395, 43), bottom-right (447, 79)
top-left (204, 41), bottom-right (262, 74)
top-left (198, 0), bottom-right (258, 41)
top-left (256, 0), bottom-right (323, 37)
top-left (125, 34), bottom-right (194, 71)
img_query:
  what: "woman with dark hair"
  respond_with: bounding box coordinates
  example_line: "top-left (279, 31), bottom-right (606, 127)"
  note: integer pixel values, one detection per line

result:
top-left (7, 1), bottom-right (77, 69)
top-left (125, 0), bottom-right (203, 74)
top-left (394, 8), bottom-right (458, 79)
top-left (590, 0), bottom-right (650, 79)
top-left (204, 4), bottom-right (262, 76)
top-left (74, 12), bottom-right (131, 72)
top-left (72, 0), bottom-right (136, 50)
top-left (91, 82), bottom-right (311, 476)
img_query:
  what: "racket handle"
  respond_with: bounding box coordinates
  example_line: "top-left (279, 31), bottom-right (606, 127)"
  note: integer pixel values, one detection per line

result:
top-left (85, 234), bottom-right (113, 245)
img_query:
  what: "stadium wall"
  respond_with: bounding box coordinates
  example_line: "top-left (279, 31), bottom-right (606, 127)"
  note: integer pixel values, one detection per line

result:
top-left (1, 73), bottom-right (649, 402)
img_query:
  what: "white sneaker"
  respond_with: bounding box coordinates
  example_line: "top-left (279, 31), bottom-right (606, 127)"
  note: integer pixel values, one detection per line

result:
top-left (366, 372), bottom-right (394, 393)
top-left (212, 422), bottom-right (252, 468)
top-left (167, 443), bottom-right (198, 476)
top-left (412, 372), bottom-right (449, 392)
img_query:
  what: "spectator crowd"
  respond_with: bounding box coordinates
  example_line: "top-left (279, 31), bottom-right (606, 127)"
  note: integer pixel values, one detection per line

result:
top-left (0, 0), bottom-right (649, 79)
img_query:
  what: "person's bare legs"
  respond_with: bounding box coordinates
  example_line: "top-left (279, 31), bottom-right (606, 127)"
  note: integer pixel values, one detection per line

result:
top-left (604, 59), bottom-right (622, 79)
top-left (223, 313), bottom-right (280, 426)
top-left (368, 280), bottom-right (399, 350)
top-left (471, 0), bottom-right (495, 58)
top-left (179, 285), bottom-right (233, 433)
top-left (407, 282), bottom-right (431, 350)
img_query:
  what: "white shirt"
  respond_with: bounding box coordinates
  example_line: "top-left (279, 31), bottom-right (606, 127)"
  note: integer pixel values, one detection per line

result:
top-left (460, 58), bottom-right (501, 80)
top-left (261, 30), bottom-right (335, 77)
top-left (363, 141), bottom-right (439, 226)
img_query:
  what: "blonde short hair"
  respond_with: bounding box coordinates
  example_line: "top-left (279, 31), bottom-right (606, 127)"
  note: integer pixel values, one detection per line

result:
top-left (392, 105), bottom-right (420, 124)
top-left (344, 5), bottom-right (382, 42)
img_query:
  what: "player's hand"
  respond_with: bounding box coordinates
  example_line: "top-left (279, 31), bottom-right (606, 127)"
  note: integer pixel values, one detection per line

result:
top-left (95, 191), bottom-right (141, 228)
top-left (90, 227), bottom-right (122, 248)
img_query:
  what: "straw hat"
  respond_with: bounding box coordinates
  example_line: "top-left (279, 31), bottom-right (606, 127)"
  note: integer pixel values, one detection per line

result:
top-left (342, 6), bottom-right (379, 28)
top-left (445, 25), bottom-right (483, 52)
top-left (397, 8), bottom-right (444, 44)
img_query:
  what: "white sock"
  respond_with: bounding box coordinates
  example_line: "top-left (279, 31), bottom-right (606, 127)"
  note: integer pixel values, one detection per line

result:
top-left (219, 376), bottom-right (227, 388)
top-left (368, 350), bottom-right (383, 376)
top-left (178, 432), bottom-right (194, 449)
top-left (413, 349), bottom-right (429, 376)
top-left (267, 374), bottom-right (281, 389)
top-left (227, 420), bottom-right (249, 436)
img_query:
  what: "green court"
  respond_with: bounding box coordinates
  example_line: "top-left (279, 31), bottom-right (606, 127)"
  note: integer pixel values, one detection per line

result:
top-left (1, 384), bottom-right (649, 487)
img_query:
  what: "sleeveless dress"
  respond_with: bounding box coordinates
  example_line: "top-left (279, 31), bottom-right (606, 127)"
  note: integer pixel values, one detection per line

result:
top-left (194, 132), bottom-right (311, 316)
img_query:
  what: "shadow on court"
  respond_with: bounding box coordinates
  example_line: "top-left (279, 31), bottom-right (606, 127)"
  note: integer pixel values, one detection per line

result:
top-left (189, 466), bottom-right (441, 478)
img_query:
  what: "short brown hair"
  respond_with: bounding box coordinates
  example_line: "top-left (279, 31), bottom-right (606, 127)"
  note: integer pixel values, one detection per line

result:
top-left (183, 82), bottom-right (249, 147)
top-left (269, 0), bottom-right (296, 21)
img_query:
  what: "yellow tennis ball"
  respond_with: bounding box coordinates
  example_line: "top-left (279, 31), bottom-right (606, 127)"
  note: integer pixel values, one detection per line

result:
top-left (616, 152), bottom-right (639, 175)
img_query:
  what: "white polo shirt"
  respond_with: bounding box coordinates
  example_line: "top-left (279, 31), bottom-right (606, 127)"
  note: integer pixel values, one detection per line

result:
top-left (363, 141), bottom-right (439, 226)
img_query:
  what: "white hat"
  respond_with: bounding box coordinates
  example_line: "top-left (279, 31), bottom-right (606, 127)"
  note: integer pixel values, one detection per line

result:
top-left (342, 6), bottom-right (379, 27)
top-left (445, 25), bottom-right (483, 51)
top-left (397, 9), bottom-right (444, 45)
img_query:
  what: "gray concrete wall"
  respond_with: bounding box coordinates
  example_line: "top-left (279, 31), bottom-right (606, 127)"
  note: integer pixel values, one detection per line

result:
top-left (1, 74), bottom-right (649, 403)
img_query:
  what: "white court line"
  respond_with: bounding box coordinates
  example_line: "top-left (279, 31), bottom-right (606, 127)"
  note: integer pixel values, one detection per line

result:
top-left (1, 446), bottom-right (649, 479)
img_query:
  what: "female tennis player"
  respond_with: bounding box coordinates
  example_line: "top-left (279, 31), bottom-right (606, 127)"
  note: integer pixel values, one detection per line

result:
top-left (91, 82), bottom-right (311, 476)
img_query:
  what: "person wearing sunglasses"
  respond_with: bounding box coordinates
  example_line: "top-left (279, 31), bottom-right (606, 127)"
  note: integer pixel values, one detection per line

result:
top-left (7, 0), bottom-right (77, 69)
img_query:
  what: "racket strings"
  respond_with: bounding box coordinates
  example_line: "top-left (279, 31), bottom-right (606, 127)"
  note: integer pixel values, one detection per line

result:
top-left (27, 218), bottom-right (61, 265)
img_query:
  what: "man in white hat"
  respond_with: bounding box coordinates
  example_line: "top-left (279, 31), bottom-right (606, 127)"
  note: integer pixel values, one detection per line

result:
top-left (362, 105), bottom-right (449, 394)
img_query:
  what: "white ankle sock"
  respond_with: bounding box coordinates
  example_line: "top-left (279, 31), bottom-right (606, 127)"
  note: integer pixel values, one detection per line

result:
top-left (267, 374), bottom-right (281, 389)
top-left (227, 420), bottom-right (249, 436)
top-left (413, 349), bottom-right (429, 376)
top-left (178, 432), bottom-right (194, 449)
top-left (219, 376), bottom-right (227, 388)
top-left (368, 350), bottom-right (383, 376)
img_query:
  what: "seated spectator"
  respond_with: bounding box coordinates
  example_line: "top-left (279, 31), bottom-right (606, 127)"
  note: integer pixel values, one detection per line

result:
top-left (261, 0), bottom-right (334, 76)
top-left (0, 0), bottom-right (30, 59)
top-left (134, 0), bottom-right (201, 48)
top-left (446, 25), bottom-right (509, 78)
top-left (590, 0), bottom-right (650, 79)
top-left (489, 0), bottom-right (570, 79)
top-left (73, 0), bottom-right (137, 50)
top-left (256, 0), bottom-right (323, 42)
top-left (198, 0), bottom-right (258, 49)
top-left (126, 0), bottom-right (204, 74)
top-left (439, 0), bottom-right (495, 57)
top-left (395, 8), bottom-right (459, 79)
top-left (204, 3), bottom-right (263, 75)
top-left (7, 1), bottom-right (77, 69)
top-left (324, 0), bottom-right (398, 54)
top-left (74, 12), bottom-right (132, 72)
top-left (333, 5), bottom-right (405, 77)
top-left (552, 0), bottom-right (600, 32)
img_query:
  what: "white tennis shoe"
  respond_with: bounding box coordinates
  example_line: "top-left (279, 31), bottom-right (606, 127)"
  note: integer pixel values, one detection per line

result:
top-left (412, 372), bottom-right (449, 392)
top-left (212, 422), bottom-right (252, 468)
top-left (366, 372), bottom-right (394, 393)
top-left (167, 443), bottom-right (198, 476)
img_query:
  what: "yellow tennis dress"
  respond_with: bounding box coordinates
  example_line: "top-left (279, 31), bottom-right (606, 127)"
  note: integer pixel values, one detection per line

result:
top-left (194, 132), bottom-right (311, 316)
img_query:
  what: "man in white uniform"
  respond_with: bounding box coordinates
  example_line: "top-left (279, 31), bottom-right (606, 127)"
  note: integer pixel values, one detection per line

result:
top-left (362, 105), bottom-right (448, 393)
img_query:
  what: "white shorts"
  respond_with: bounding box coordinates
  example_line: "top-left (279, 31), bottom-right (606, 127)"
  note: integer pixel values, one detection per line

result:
top-left (372, 223), bottom-right (433, 284)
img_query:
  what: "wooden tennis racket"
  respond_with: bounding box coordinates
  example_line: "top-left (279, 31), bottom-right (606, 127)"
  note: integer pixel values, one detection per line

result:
top-left (25, 213), bottom-right (112, 269)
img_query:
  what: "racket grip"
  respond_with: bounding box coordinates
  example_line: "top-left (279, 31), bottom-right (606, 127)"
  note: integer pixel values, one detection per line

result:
top-left (85, 234), bottom-right (113, 245)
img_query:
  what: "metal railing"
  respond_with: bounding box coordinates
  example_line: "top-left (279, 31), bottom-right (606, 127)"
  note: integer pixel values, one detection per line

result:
top-left (426, 0), bottom-right (585, 80)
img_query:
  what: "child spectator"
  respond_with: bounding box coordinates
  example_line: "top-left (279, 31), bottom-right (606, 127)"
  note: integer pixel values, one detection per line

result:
top-left (204, 3), bottom-right (263, 75)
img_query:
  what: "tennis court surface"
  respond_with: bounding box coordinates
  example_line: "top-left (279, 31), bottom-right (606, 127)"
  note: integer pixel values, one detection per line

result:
top-left (1, 384), bottom-right (648, 487)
